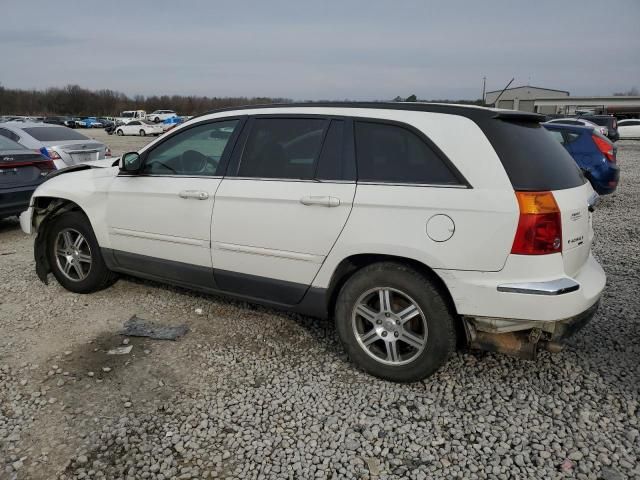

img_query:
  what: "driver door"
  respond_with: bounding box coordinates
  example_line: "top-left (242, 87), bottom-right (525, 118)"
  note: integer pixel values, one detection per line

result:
top-left (106, 118), bottom-right (244, 284)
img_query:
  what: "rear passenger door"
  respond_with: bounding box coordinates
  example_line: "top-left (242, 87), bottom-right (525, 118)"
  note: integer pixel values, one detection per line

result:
top-left (211, 116), bottom-right (356, 304)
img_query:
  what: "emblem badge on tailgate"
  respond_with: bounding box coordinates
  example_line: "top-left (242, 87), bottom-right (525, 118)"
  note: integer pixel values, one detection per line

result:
top-left (571, 211), bottom-right (583, 221)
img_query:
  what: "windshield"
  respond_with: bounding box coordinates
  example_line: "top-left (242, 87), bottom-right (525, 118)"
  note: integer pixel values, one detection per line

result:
top-left (23, 127), bottom-right (90, 142)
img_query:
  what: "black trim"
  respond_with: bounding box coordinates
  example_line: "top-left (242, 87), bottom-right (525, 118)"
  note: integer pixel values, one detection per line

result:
top-left (101, 248), bottom-right (329, 318)
top-left (214, 268), bottom-right (308, 305)
top-left (190, 102), bottom-right (514, 121)
top-left (104, 248), bottom-right (217, 290)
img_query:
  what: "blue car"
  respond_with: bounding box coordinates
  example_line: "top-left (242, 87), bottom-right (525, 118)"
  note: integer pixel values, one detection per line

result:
top-left (543, 123), bottom-right (619, 195)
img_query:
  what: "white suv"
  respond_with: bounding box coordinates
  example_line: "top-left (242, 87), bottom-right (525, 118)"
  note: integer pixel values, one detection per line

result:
top-left (20, 103), bottom-right (606, 382)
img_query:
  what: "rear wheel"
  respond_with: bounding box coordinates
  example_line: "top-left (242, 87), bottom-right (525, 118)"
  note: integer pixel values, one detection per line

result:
top-left (139, 129), bottom-right (146, 136)
top-left (154, 117), bottom-right (160, 123)
top-left (116, 129), bottom-right (123, 136)
top-left (335, 262), bottom-right (456, 382)
top-left (47, 211), bottom-right (117, 294)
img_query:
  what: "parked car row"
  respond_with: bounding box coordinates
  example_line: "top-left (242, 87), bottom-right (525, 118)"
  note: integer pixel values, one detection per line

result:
top-left (15, 103), bottom-right (607, 382)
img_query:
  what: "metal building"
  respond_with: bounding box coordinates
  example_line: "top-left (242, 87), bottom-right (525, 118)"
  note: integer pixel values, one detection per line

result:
top-left (484, 85), bottom-right (570, 112)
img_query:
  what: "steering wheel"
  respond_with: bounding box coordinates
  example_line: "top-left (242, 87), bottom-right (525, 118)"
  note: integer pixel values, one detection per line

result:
top-left (180, 150), bottom-right (209, 174)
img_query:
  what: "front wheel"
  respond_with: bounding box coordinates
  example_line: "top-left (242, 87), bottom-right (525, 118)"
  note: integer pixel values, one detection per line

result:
top-left (47, 211), bottom-right (117, 294)
top-left (335, 262), bottom-right (456, 382)
top-left (139, 129), bottom-right (146, 136)
top-left (116, 129), bottom-right (123, 136)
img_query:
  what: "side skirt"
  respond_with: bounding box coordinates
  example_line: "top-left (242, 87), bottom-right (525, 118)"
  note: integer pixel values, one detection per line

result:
top-left (101, 248), bottom-right (329, 319)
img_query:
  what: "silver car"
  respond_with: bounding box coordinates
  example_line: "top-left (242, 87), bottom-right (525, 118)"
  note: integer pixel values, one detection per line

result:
top-left (0, 122), bottom-right (111, 169)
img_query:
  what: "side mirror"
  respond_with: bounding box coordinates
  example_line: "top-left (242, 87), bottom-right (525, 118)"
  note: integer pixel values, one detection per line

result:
top-left (120, 152), bottom-right (142, 173)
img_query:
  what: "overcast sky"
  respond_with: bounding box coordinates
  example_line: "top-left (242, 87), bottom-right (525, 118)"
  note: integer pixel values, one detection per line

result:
top-left (2, 0), bottom-right (639, 100)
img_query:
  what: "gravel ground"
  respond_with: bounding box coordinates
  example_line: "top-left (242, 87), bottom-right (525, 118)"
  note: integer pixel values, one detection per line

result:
top-left (0, 138), bottom-right (638, 480)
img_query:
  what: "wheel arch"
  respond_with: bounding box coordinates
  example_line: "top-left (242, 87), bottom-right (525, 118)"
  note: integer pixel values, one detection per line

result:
top-left (324, 253), bottom-right (465, 345)
top-left (31, 197), bottom-right (92, 283)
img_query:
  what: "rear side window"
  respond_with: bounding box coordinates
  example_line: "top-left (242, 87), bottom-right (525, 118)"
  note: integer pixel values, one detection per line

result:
top-left (22, 127), bottom-right (89, 142)
top-left (238, 118), bottom-right (326, 179)
top-left (485, 121), bottom-right (585, 191)
top-left (354, 121), bottom-right (459, 185)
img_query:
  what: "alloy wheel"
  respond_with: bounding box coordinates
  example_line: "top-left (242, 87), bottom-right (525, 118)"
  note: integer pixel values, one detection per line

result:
top-left (351, 287), bottom-right (428, 366)
top-left (54, 228), bottom-right (92, 282)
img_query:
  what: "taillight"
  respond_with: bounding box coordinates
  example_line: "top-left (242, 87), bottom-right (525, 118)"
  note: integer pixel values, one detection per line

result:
top-left (592, 135), bottom-right (615, 163)
top-left (35, 159), bottom-right (56, 175)
top-left (511, 191), bottom-right (562, 255)
top-left (39, 147), bottom-right (62, 160)
top-left (105, 146), bottom-right (112, 157)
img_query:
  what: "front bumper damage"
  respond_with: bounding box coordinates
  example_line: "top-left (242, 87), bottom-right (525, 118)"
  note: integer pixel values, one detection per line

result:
top-left (462, 300), bottom-right (600, 359)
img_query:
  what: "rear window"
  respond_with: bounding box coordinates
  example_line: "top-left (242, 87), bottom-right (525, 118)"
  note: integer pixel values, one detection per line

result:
top-left (0, 136), bottom-right (26, 151)
top-left (485, 120), bottom-right (586, 191)
top-left (22, 127), bottom-right (89, 142)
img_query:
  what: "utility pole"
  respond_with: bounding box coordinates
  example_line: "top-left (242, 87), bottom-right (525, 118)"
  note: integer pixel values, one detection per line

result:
top-left (482, 76), bottom-right (486, 106)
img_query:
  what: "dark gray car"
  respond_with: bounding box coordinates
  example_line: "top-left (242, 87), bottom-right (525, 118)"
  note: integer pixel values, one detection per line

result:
top-left (0, 136), bottom-right (55, 219)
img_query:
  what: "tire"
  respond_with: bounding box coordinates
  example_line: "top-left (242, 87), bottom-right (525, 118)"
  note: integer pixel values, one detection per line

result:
top-left (139, 129), bottom-right (146, 136)
top-left (154, 117), bottom-right (160, 123)
top-left (116, 129), bottom-right (123, 136)
top-left (335, 262), bottom-right (456, 382)
top-left (47, 211), bottom-right (117, 294)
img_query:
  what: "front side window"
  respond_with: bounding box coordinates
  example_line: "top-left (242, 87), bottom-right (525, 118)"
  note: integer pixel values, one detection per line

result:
top-left (355, 121), bottom-right (459, 185)
top-left (238, 118), bottom-right (326, 179)
top-left (142, 120), bottom-right (238, 176)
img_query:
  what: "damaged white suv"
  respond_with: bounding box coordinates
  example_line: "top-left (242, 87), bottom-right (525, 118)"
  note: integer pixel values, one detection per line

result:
top-left (20, 103), bottom-right (606, 382)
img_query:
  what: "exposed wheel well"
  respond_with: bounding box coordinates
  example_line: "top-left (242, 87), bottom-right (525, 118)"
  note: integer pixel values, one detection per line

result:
top-left (31, 197), bottom-right (90, 283)
top-left (326, 254), bottom-right (465, 346)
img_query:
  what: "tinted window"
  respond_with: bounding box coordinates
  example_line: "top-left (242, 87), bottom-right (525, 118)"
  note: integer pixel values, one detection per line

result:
top-left (484, 121), bottom-right (585, 191)
top-left (0, 128), bottom-right (20, 142)
top-left (143, 120), bottom-right (238, 176)
top-left (22, 127), bottom-right (89, 142)
top-left (0, 135), bottom-right (26, 151)
top-left (548, 130), bottom-right (565, 145)
top-left (238, 118), bottom-right (326, 179)
top-left (315, 120), bottom-right (354, 181)
top-left (355, 121), bottom-right (459, 185)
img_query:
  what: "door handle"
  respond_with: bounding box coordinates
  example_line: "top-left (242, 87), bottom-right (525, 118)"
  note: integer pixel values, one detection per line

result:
top-left (179, 190), bottom-right (209, 200)
top-left (299, 195), bottom-right (340, 207)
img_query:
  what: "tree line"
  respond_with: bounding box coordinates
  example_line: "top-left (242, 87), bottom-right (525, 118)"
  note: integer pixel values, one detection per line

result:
top-left (0, 84), bottom-right (291, 117)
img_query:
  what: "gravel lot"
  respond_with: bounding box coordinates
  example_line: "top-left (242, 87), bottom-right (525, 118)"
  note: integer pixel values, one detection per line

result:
top-left (0, 134), bottom-right (638, 480)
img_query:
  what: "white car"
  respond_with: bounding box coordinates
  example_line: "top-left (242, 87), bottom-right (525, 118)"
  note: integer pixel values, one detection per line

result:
top-left (19, 103), bottom-right (605, 382)
top-left (546, 117), bottom-right (608, 136)
top-left (115, 120), bottom-right (164, 137)
top-left (147, 110), bottom-right (177, 123)
top-left (617, 119), bottom-right (640, 139)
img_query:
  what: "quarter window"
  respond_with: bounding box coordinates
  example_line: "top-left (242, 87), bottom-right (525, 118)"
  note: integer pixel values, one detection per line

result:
top-left (238, 118), bottom-right (326, 179)
top-left (142, 120), bottom-right (238, 176)
top-left (354, 121), bottom-right (459, 185)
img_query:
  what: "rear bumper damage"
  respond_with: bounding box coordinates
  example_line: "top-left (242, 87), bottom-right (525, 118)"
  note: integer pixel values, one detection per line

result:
top-left (462, 300), bottom-right (600, 359)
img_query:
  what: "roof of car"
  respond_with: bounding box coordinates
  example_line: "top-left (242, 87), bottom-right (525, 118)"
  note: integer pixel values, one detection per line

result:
top-left (0, 121), bottom-right (65, 129)
top-left (196, 102), bottom-right (546, 123)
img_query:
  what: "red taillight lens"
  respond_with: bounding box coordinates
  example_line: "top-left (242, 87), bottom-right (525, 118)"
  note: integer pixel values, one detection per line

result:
top-left (592, 135), bottom-right (615, 163)
top-left (35, 160), bottom-right (56, 174)
top-left (511, 191), bottom-right (562, 255)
